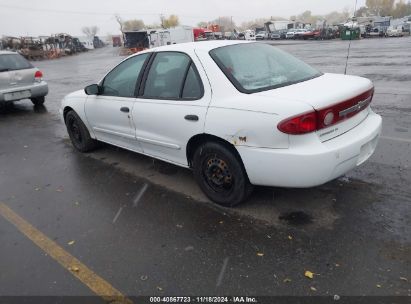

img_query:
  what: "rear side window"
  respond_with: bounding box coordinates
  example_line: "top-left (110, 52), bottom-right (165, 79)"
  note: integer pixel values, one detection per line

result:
top-left (0, 54), bottom-right (33, 72)
top-left (143, 52), bottom-right (190, 99)
top-left (142, 52), bottom-right (203, 100)
top-left (182, 64), bottom-right (202, 99)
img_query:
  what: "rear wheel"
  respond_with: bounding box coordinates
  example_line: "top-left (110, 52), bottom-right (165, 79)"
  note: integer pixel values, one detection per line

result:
top-left (193, 142), bottom-right (253, 207)
top-left (65, 110), bottom-right (98, 152)
top-left (31, 96), bottom-right (45, 105)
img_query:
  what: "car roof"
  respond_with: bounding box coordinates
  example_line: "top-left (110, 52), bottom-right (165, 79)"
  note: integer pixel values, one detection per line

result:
top-left (139, 40), bottom-right (253, 55)
top-left (0, 50), bottom-right (19, 55)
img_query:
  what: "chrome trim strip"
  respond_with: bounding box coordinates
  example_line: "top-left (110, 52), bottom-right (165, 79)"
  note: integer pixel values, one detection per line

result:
top-left (339, 96), bottom-right (371, 117)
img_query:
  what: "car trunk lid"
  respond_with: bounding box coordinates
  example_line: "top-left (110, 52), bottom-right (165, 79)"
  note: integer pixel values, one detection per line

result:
top-left (0, 70), bottom-right (11, 90)
top-left (255, 73), bottom-right (374, 141)
top-left (8, 67), bottom-right (37, 87)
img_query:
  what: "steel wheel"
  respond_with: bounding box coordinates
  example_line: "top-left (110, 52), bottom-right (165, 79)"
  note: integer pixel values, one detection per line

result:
top-left (193, 141), bottom-right (253, 207)
top-left (202, 155), bottom-right (234, 195)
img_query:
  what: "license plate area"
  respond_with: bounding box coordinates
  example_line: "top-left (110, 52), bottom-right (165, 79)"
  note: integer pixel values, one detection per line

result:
top-left (4, 90), bottom-right (31, 101)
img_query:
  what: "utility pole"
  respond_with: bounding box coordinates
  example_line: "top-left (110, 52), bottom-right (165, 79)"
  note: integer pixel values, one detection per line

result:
top-left (231, 16), bottom-right (233, 31)
top-left (160, 13), bottom-right (165, 28)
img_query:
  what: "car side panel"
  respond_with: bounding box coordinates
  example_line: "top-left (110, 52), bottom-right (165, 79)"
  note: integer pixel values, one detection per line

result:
top-left (204, 106), bottom-right (290, 149)
top-left (133, 50), bottom-right (212, 166)
top-left (133, 101), bottom-right (209, 166)
top-left (85, 95), bottom-right (142, 152)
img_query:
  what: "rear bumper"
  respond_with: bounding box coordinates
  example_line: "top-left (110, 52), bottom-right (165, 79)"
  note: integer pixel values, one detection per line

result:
top-left (0, 81), bottom-right (48, 102)
top-left (237, 110), bottom-right (382, 188)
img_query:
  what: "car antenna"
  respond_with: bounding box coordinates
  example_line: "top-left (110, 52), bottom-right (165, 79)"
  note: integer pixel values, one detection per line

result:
top-left (344, 0), bottom-right (359, 75)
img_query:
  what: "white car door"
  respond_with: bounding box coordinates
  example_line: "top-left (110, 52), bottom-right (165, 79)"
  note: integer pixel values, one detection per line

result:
top-left (132, 51), bottom-right (211, 166)
top-left (85, 53), bottom-right (150, 152)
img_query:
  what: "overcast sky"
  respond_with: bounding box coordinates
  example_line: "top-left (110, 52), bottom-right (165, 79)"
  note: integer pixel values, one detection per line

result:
top-left (0, 0), bottom-right (366, 37)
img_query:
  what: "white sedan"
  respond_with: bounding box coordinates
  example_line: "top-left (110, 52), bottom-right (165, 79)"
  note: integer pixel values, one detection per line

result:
top-left (60, 41), bottom-right (382, 207)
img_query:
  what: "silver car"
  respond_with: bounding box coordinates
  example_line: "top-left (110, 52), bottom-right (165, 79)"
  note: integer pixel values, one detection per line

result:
top-left (0, 51), bottom-right (48, 105)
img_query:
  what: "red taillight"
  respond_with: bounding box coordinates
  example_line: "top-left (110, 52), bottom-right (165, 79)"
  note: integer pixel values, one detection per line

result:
top-left (278, 88), bottom-right (374, 135)
top-left (278, 111), bottom-right (317, 135)
top-left (34, 70), bottom-right (43, 80)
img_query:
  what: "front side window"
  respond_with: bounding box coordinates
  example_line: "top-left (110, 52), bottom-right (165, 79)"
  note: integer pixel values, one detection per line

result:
top-left (0, 54), bottom-right (33, 72)
top-left (210, 43), bottom-right (322, 93)
top-left (101, 53), bottom-right (149, 97)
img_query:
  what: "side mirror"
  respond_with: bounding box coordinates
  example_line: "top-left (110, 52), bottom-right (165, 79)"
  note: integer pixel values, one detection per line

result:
top-left (84, 84), bottom-right (100, 95)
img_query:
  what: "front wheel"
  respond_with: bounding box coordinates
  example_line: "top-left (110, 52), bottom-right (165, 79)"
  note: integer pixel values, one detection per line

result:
top-left (193, 142), bottom-right (253, 207)
top-left (65, 110), bottom-right (98, 152)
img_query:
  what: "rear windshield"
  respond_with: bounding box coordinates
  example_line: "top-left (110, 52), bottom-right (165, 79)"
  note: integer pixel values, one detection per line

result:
top-left (209, 43), bottom-right (321, 93)
top-left (0, 54), bottom-right (33, 72)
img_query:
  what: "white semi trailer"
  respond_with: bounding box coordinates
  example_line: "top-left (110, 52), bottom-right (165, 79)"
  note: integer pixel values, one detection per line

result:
top-left (150, 26), bottom-right (194, 48)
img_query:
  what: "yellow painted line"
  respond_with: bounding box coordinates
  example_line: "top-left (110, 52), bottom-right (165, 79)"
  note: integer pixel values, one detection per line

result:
top-left (0, 202), bottom-right (133, 304)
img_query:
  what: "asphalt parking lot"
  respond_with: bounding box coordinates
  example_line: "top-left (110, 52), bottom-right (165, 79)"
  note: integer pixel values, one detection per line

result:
top-left (1, 38), bottom-right (410, 301)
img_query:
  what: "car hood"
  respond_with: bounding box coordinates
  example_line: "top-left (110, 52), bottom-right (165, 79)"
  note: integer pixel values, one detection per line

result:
top-left (64, 89), bottom-right (86, 99)
top-left (254, 73), bottom-right (373, 110)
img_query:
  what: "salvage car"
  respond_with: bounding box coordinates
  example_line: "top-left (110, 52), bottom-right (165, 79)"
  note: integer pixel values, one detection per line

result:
top-left (61, 41), bottom-right (382, 207)
top-left (255, 31), bottom-right (269, 40)
top-left (270, 30), bottom-right (287, 40)
top-left (286, 28), bottom-right (298, 39)
top-left (0, 51), bottom-right (48, 105)
top-left (386, 25), bottom-right (403, 37)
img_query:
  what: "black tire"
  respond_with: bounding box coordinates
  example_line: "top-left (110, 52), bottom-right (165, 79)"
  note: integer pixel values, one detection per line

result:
top-left (192, 142), bottom-right (253, 207)
top-left (65, 110), bottom-right (98, 152)
top-left (31, 96), bottom-right (45, 105)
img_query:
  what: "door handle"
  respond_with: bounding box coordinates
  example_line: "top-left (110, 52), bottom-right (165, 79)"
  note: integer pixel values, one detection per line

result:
top-left (120, 107), bottom-right (130, 113)
top-left (184, 115), bottom-right (199, 121)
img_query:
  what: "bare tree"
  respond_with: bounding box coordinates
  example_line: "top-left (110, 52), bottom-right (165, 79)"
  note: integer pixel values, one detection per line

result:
top-left (239, 18), bottom-right (269, 31)
top-left (324, 10), bottom-right (350, 25)
top-left (211, 16), bottom-right (236, 32)
top-left (82, 26), bottom-right (99, 37)
top-left (391, 0), bottom-right (411, 18)
top-left (115, 15), bottom-right (124, 33)
top-left (355, 6), bottom-right (369, 17)
top-left (366, 0), bottom-right (395, 16)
